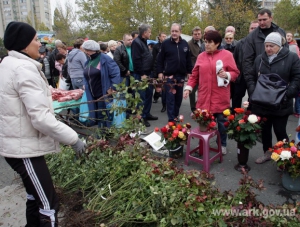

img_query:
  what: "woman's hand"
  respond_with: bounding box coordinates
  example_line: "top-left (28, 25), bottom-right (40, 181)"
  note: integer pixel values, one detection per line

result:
top-left (183, 90), bottom-right (191, 99)
top-left (217, 69), bottom-right (228, 79)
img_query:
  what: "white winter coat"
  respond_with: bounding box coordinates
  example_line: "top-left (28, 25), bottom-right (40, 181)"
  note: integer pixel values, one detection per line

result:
top-left (0, 51), bottom-right (78, 158)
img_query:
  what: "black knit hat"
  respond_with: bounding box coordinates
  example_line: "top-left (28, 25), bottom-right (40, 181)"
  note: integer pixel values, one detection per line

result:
top-left (4, 21), bottom-right (36, 51)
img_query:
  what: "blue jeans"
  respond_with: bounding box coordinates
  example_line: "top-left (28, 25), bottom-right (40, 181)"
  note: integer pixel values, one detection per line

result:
top-left (295, 96), bottom-right (300, 114)
top-left (165, 75), bottom-right (184, 122)
top-left (133, 73), bottom-right (153, 119)
top-left (71, 78), bottom-right (84, 89)
top-left (214, 113), bottom-right (227, 147)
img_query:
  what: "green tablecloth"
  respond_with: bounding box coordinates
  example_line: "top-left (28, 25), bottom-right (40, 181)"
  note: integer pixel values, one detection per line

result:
top-left (53, 99), bottom-right (81, 113)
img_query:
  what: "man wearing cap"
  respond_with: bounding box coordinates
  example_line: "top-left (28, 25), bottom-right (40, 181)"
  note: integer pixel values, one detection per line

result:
top-left (0, 21), bottom-right (86, 226)
top-left (243, 9), bottom-right (287, 96)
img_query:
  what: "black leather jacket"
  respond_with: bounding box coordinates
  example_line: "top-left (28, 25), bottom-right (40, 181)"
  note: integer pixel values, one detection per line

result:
top-left (114, 44), bottom-right (129, 77)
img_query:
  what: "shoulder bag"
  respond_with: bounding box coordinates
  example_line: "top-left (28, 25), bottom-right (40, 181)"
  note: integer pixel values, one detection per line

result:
top-left (249, 59), bottom-right (288, 110)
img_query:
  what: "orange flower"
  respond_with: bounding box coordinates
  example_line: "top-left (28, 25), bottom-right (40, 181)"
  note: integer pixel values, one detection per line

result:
top-left (234, 108), bottom-right (245, 114)
top-left (275, 141), bottom-right (284, 147)
top-left (297, 151), bottom-right (300, 158)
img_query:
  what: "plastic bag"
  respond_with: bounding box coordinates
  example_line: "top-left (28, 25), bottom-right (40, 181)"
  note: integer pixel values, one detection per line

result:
top-left (79, 91), bottom-right (89, 122)
top-left (58, 77), bottom-right (70, 90)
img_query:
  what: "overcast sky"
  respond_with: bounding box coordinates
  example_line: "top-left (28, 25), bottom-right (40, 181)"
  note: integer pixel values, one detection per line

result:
top-left (50, 0), bottom-right (77, 17)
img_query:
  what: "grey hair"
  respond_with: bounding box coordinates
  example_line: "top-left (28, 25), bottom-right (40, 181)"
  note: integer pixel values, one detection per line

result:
top-left (138, 24), bottom-right (151, 36)
top-left (171, 23), bottom-right (182, 31)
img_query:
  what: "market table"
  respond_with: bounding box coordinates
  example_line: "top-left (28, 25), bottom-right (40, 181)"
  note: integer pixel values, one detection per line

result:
top-left (53, 99), bottom-right (82, 114)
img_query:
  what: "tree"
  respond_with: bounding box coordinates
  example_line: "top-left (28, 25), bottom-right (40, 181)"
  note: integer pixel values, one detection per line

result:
top-left (76, 0), bottom-right (202, 40)
top-left (273, 0), bottom-right (300, 34)
top-left (202, 0), bottom-right (259, 39)
top-left (52, 2), bottom-right (82, 45)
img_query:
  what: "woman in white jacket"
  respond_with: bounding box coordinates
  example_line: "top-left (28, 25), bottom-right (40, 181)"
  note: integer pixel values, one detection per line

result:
top-left (0, 22), bottom-right (86, 227)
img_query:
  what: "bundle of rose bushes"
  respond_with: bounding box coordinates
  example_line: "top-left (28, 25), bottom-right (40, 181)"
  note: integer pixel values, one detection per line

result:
top-left (46, 133), bottom-right (300, 226)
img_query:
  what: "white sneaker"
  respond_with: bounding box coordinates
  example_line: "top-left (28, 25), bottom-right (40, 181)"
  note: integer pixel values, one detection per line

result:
top-left (222, 146), bottom-right (227, 155)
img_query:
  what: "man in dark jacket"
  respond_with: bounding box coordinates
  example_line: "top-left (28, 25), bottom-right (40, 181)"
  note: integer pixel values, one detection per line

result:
top-left (157, 23), bottom-right (193, 122)
top-left (232, 20), bottom-right (259, 110)
top-left (131, 24), bottom-right (158, 127)
top-left (114, 33), bottom-right (133, 87)
top-left (49, 40), bottom-right (63, 87)
top-left (187, 26), bottom-right (203, 113)
top-left (152, 32), bottom-right (167, 111)
top-left (243, 8), bottom-right (287, 95)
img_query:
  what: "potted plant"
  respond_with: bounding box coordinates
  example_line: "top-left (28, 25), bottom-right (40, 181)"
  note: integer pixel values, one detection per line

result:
top-left (191, 109), bottom-right (217, 132)
top-left (269, 139), bottom-right (300, 191)
top-left (223, 102), bottom-right (264, 172)
top-left (159, 116), bottom-right (191, 158)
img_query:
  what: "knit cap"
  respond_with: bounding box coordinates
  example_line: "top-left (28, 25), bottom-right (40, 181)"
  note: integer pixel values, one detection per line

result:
top-left (4, 21), bottom-right (36, 51)
top-left (265, 32), bottom-right (282, 47)
top-left (82, 40), bottom-right (100, 51)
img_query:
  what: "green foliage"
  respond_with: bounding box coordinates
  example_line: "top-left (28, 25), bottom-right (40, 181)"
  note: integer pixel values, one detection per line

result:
top-left (273, 0), bottom-right (300, 34)
top-left (75, 0), bottom-right (202, 40)
top-left (46, 141), bottom-right (300, 226)
top-left (203, 0), bottom-right (259, 39)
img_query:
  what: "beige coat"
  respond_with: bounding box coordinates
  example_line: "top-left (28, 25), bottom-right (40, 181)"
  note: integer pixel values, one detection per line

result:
top-left (0, 51), bottom-right (78, 158)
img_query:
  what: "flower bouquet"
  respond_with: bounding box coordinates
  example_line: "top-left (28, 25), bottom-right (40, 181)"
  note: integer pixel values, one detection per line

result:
top-left (159, 115), bottom-right (191, 158)
top-left (269, 139), bottom-right (300, 191)
top-left (269, 140), bottom-right (300, 179)
top-left (223, 102), bottom-right (264, 171)
top-left (191, 109), bottom-right (217, 131)
top-left (223, 105), bottom-right (263, 150)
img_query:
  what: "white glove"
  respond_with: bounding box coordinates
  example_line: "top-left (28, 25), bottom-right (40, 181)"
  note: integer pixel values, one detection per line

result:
top-left (216, 60), bottom-right (229, 87)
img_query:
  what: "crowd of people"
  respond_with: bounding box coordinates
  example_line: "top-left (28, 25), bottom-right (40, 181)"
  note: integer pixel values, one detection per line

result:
top-left (1, 7), bottom-right (300, 226)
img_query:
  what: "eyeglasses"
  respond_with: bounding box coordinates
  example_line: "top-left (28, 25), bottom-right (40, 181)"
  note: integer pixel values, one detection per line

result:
top-left (225, 38), bottom-right (233, 40)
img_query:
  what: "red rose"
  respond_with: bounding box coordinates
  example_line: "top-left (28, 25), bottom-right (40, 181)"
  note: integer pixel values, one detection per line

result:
top-left (245, 110), bottom-right (251, 116)
top-left (161, 127), bottom-right (168, 133)
top-left (154, 127), bottom-right (159, 132)
top-left (208, 121), bottom-right (217, 128)
top-left (236, 126), bottom-right (241, 131)
top-left (224, 121), bottom-right (230, 127)
top-left (243, 115), bottom-right (248, 121)
top-left (168, 122), bottom-right (175, 127)
top-left (186, 123), bottom-right (192, 128)
top-left (228, 115), bottom-right (235, 121)
top-left (234, 108), bottom-right (245, 114)
top-left (290, 158), bottom-right (296, 165)
top-left (177, 124), bottom-right (182, 130)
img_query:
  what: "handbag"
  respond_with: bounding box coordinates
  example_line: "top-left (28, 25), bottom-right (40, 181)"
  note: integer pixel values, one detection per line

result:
top-left (250, 60), bottom-right (287, 110)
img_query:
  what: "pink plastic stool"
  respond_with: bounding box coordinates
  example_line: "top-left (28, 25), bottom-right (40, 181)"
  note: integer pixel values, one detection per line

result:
top-left (185, 127), bottom-right (223, 173)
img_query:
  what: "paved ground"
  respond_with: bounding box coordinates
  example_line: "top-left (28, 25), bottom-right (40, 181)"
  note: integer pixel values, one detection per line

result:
top-left (1, 94), bottom-right (299, 206)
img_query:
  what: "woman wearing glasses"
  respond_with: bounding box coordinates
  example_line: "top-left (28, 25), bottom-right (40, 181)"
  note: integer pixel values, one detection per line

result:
top-left (223, 32), bottom-right (236, 53)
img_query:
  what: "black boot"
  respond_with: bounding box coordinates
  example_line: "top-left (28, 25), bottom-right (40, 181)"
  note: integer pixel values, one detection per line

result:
top-left (161, 105), bottom-right (166, 112)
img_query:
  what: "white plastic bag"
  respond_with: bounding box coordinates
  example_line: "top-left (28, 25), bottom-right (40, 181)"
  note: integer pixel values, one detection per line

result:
top-left (58, 77), bottom-right (70, 90)
top-left (216, 60), bottom-right (229, 87)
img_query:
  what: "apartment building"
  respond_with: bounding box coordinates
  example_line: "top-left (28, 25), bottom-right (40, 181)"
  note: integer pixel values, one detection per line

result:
top-left (260, 0), bottom-right (278, 10)
top-left (0, 0), bottom-right (52, 37)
